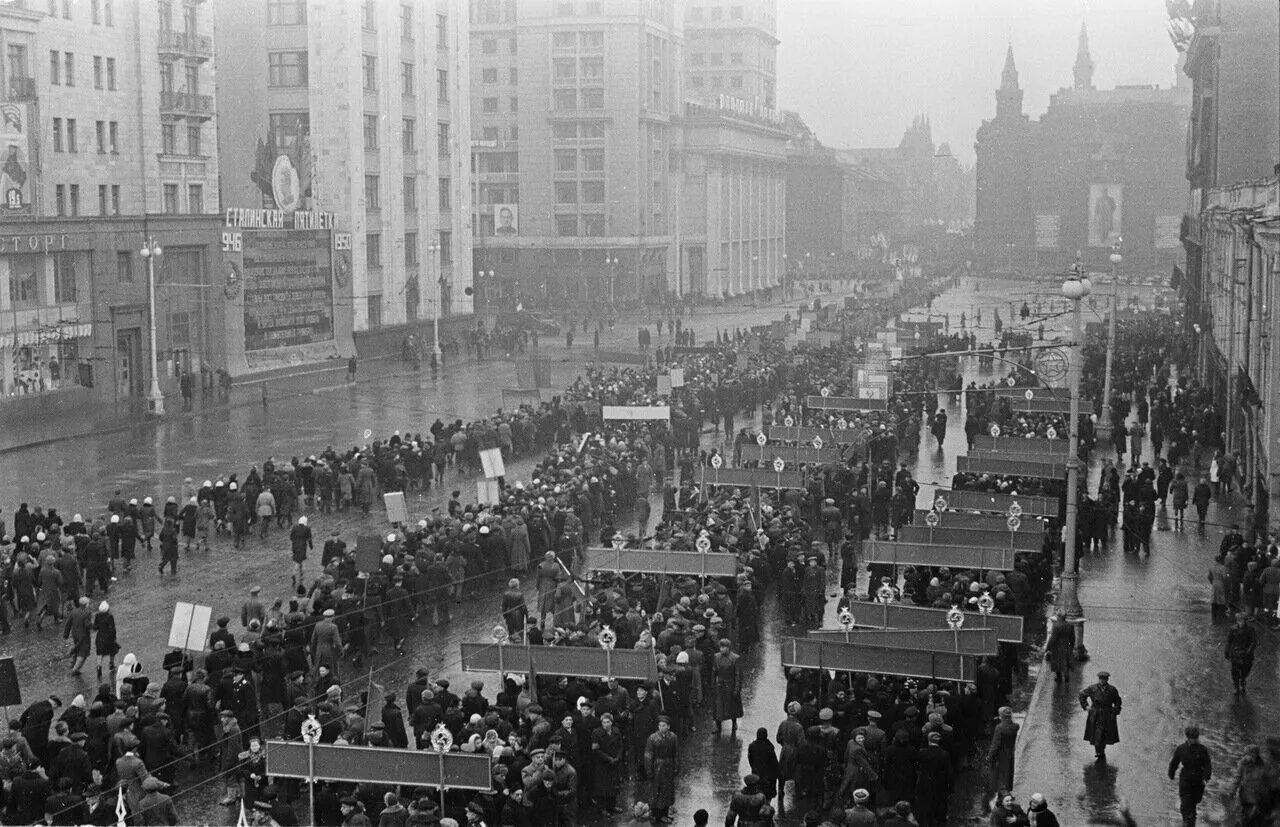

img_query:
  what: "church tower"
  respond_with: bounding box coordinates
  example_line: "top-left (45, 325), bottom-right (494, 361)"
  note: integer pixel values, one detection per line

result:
top-left (1073, 22), bottom-right (1095, 90)
top-left (996, 43), bottom-right (1024, 120)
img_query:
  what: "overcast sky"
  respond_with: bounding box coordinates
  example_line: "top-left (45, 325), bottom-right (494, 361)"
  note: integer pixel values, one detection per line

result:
top-left (777, 0), bottom-right (1180, 164)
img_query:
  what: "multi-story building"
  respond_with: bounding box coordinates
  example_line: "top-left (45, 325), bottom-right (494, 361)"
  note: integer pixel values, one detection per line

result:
top-left (974, 26), bottom-right (1190, 275)
top-left (1173, 0), bottom-right (1280, 532)
top-left (217, 0), bottom-right (472, 374)
top-left (683, 0), bottom-right (776, 108)
top-left (469, 0), bottom-right (784, 305)
top-left (469, 0), bottom-right (681, 309)
top-left (0, 0), bottom-right (225, 425)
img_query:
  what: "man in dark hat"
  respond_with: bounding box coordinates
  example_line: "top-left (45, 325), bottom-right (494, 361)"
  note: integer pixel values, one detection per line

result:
top-left (1226, 611), bottom-right (1257, 695)
top-left (1079, 671), bottom-right (1122, 760)
top-left (644, 716), bottom-right (678, 823)
top-left (1168, 725), bottom-right (1212, 827)
top-left (915, 731), bottom-right (952, 826)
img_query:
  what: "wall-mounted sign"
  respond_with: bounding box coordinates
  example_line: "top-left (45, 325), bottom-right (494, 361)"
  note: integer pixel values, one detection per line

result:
top-left (223, 208), bottom-right (335, 230)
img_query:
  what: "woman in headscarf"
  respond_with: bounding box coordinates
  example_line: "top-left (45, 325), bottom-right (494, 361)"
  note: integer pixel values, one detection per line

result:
top-left (93, 602), bottom-right (119, 680)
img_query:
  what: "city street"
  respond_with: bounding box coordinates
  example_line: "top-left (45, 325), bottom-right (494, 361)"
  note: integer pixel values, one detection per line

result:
top-left (2, 274), bottom-right (1255, 825)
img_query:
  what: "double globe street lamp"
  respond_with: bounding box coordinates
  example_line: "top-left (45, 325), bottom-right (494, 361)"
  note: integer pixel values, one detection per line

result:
top-left (139, 239), bottom-right (165, 416)
top-left (1057, 256), bottom-right (1091, 659)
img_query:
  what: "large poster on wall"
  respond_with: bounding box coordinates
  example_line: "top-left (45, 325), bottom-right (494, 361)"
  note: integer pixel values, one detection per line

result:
top-left (0, 103), bottom-right (36, 215)
top-left (238, 229), bottom-right (334, 351)
top-left (1088, 184), bottom-right (1123, 247)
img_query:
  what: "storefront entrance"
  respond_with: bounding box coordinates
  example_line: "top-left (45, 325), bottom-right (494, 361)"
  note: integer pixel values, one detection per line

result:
top-left (116, 328), bottom-right (143, 398)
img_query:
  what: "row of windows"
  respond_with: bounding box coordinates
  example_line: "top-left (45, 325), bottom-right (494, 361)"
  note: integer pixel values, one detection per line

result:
top-left (479, 96), bottom-right (518, 115)
top-left (552, 57), bottom-right (603, 82)
top-left (552, 31), bottom-right (605, 51)
top-left (689, 5), bottom-right (746, 21)
top-left (361, 175), bottom-right (453, 212)
top-left (690, 75), bottom-right (744, 90)
top-left (7, 252), bottom-right (81, 306)
top-left (161, 123), bottom-right (203, 156)
top-left (554, 149), bottom-right (606, 173)
top-left (478, 126), bottom-right (517, 142)
top-left (553, 88), bottom-right (605, 110)
top-left (480, 67), bottom-right (519, 85)
top-left (553, 121), bottom-right (608, 141)
top-left (46, 0), bottom-right (114, 25)
top-left (364, 231), bottom-right (453, 268)
top-left (479, 37), bottom-right (518, 56)
top-left (49, 118), bottom-right (122, 155)
top-left (555, 181), bottom-right (606, 204)
top-left (555, 214), bottom-right (607, 237)
top-left (53, 183), bottom-right (127, 218)
top-left (161, 183), bottom-right (205, 215)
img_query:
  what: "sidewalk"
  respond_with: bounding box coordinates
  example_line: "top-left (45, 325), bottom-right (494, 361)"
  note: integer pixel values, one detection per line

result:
top-left (1012, 447), bottom-right (1258, 825)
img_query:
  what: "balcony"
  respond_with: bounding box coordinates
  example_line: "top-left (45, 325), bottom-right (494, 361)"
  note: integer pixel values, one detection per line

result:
top-left (158, 30), bottom-right (212, 62)
top-left (159, 91), bottom-right (213, 120)
top-left (6, 76), bottom-right (35, 102)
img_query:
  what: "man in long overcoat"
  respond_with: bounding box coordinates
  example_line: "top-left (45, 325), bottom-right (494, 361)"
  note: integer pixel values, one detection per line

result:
top-left (1079, 670), bottom-right (1122, 760)
top-left (1044, 615), bottom-right (1075, 685)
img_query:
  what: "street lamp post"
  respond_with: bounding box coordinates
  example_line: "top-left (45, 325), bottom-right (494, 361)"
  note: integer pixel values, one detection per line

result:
top-left (606, 255), bottom-right (619, 306)
top-left (1058, 256), bottom-right (1091, 660)
top-left (427, 241), bottom-right (442, 362)
top-left (1102, 237), bottom-right (1123, 428)
top-left (139, 239), bottom-right (165, 415)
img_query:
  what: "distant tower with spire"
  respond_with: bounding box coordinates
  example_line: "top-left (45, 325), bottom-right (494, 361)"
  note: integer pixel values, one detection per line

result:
top-left (996, 42), bottom-right (1024, 119)
top-left (1073, 21), bottom-right (1094, 90)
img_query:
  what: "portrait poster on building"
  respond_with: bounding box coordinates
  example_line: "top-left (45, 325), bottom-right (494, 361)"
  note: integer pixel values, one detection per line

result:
top-left (1034, 215), bottom-right (1060, 249)
top-left (1088, 184), bottom-right (1123, 247)
top-left (0, 102), bottom-right (35, 214)
top-left (494, 204), bottom-right (519, 237)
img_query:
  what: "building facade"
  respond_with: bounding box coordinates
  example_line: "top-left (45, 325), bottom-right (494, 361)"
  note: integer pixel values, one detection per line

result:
top-left (683, 0), bottom-right (777, 108)
top-left (216, 0), bottom-right (472, 373)
top-left (1175, 1), bottom-right (1280, 532)
top-left (469, 0), bottom-right (682, 309)
top-left (974, 28), bottom-right (1190, 276)
top-left (0, 0), bottom-right (224, 413)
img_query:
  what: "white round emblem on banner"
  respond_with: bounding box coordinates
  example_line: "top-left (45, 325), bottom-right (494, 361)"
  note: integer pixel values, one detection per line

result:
top-left (838, 608), bottom-right (855, 631)
top-left (1008, 502), bottom-right (1023, 518)
top-left (1024, 389), bottom-right (1034, 401)
top-left (710, 454), bottom-right (723, 469)
top-left (821, 386), bottom-right (831, 398)
top-left (773, 458), bottom-right (786, 473)
top-left (696, 536), bottom-right (712, 553)
top-left (1046, 427), bottom-right (1058, 440)
top-left (301, 715), bottom-right (322, 745)
top-left (946, 606), bottom-right (964, 630)
top-left (1007, 515), bottom-right (1021, 531)
top-left (925, 509), bottom-right (940, 527)
top-left (756, 433), bottom-right (768, 447)
top-left (1006, 377), bottom-right (1016, 387)
top-left (934, 496), bottom-right (948, 511)
top-left (989, 424), bottom-right (1001, 438)
top-left (812, 436), bottom-right (824, 450)
top-left (784, 415), bottom-right (795, 427)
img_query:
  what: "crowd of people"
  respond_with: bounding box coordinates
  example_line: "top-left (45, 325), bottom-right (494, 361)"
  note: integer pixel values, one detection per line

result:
top-left (0, 271), bottom-right (1100, 827)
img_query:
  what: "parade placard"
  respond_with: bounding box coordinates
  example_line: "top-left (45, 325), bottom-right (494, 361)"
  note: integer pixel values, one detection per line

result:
top-left (168, 601), bottom-right (213, 653)
top-left (383, 492), bottom-right (408, 525)
top-left (602, 405), bottom-right (671, 421)
top-left (807, 627), bottom-right (999, 656)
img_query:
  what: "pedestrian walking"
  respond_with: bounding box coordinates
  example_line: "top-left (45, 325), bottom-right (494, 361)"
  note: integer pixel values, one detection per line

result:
top-left (1171, 472), bottom-right (1189, 531)
top-left (1044, 615), bottom-right (1075, 684)
top-left (289, 516), bottom-right (312, 585)
top-left (1192, 477), bottom-right (1212, 534)
top-left (158, 517), bottom-right (179, 576)
top-left (986, 706), bottom-right (1019, 797)
top-left (643, 716), bottom-right (678, 824)
top-left (1226, 612), bottom-right (1257, 695)
top-left (93, 602), bottom-right (119, 679)
top-left (63, 597), bottom-right (93, 676)
top-left (1168, 725), bottom-right (1212, 827)
top-left (1079, 671), bottom-right (1122, 761)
